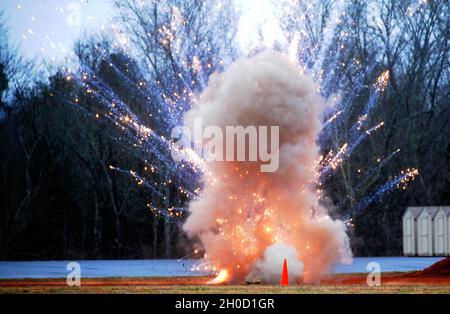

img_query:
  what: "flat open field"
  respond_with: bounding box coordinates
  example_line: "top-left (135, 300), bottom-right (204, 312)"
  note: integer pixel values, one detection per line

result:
top-left (1, 273), bottom-right (449, 294)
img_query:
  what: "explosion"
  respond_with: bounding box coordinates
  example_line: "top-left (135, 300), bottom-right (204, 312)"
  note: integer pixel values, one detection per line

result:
top-left (183, 53), bottom-right (352, 283)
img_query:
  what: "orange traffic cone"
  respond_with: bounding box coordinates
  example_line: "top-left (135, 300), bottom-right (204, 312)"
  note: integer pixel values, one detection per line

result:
top-left (280, 258), bottom-right (289, 286)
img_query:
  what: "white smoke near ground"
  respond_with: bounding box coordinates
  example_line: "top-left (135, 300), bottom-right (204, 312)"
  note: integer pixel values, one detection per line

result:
top-left (247, 243), bottom-right (303, 284)
top-left (183, 52), bottom-right (352, 283)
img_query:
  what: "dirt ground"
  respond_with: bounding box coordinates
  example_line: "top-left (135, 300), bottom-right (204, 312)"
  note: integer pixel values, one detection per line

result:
top-left (1, 272), bottom-right (450, 294)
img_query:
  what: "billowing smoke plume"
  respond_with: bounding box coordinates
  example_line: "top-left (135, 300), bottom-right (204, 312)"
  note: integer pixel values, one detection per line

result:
top-left (183, 53), bottom-right (352, 283)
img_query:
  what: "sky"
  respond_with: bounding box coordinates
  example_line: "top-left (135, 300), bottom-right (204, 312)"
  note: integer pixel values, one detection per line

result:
top-left (236, 0), bottom-right (284, 52)
top-left (0, 0), bottom-right (281, 63)
top-left (0, 0), bottom-right (114, 62)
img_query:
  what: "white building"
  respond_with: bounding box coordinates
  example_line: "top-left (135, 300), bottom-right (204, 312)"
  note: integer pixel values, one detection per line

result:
top-left (403, 206), bottom-right (450, 256)
top-left (433, 207), bottom-right (450, 256)
top-left (403, 207), bottom-right (423, 256)
top-left (417, 207), bottom-right (440, 256)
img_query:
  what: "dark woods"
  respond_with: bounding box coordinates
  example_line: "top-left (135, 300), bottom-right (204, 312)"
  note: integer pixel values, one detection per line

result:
top-left (0, 51), bottom-right (192, 260)
top-left (0, 0), bottom-right (449, 259)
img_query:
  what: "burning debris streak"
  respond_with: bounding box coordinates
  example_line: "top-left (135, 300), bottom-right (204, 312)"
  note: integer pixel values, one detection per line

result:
top-left (352, 168), bottom-right (419, 214)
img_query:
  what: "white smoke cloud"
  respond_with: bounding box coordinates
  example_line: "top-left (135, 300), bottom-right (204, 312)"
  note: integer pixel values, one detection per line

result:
top-left (183, 52), bottom-right (352, 283)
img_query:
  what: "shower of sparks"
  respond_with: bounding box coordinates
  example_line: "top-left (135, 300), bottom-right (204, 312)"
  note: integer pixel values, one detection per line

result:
top-left (80, 1), bottom-right (417, 251)
top-left (10, 0), bottom-right (423, 275)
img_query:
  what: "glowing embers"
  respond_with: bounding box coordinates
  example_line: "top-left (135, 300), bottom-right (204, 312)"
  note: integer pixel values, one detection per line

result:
top-left (208, 269), bottom-right (229, 284)
top-left (374, 70), bottom-right (390, 92)
top-left (395, 168), bottom-right (419, 190)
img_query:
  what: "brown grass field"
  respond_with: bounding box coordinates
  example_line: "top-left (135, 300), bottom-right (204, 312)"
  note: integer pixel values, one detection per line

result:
top-left (1, 272), bottom-right (449, 294)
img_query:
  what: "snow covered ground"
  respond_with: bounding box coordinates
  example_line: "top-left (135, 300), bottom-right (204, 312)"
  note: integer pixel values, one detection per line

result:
top-left (330, 257), bottom-right (444, 274)
top-left (0, 257), bottom-right (444, 279)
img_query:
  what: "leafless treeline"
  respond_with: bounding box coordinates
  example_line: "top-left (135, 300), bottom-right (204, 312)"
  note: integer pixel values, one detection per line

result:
top-left (0, 0), bottom-right (448, 258)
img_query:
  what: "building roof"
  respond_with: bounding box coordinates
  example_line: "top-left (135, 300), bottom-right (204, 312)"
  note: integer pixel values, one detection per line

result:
top-left (404, 207), bottom-right (423, 218)
top-left (420, 206), bottom-right (440, 218)
top-left (404, 206), bottom-right (450, 218)
top-left (438, 206), bottom-right (450, 215)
